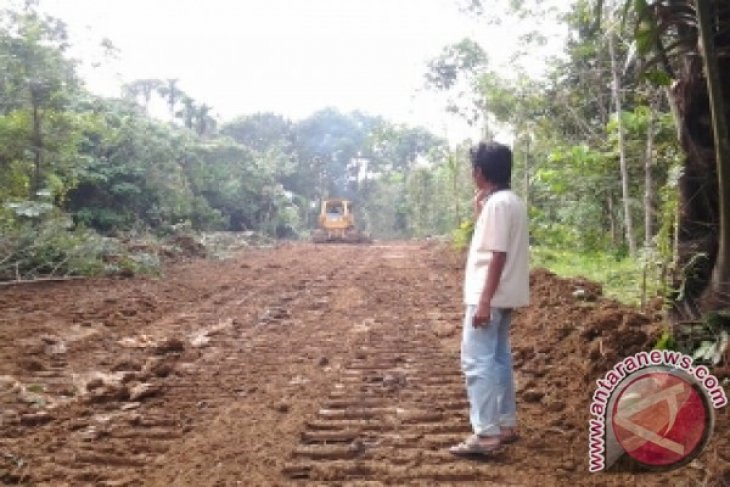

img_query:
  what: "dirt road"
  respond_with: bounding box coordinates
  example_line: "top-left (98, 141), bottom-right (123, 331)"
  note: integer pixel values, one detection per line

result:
top-left (0, 243), bottom-right (727, 486)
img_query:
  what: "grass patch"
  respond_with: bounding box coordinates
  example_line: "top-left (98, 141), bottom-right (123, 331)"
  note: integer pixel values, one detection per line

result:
top-left (531, 247), bottom-right (663, 306)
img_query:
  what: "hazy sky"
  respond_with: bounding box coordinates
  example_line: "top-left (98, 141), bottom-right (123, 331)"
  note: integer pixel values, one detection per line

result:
top-left (38, 0), bottom-right (563, 141)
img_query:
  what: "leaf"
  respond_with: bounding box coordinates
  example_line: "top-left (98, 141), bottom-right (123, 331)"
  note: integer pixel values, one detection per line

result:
top-left (635, 18), bottom-right (657, 55)
top-left (712, 331), bottom-right (728, 365)
top-left (643, 69), bottom-right (673, 86)
top-left (655, 329), bottom-right (676, 350)
top-left (692, 341), bottom-right (715, 360)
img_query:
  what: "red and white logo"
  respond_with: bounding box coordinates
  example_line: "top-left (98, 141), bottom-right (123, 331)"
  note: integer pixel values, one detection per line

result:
top-left (611, 371), bottom-right (711, 468)
top-left (589, 351), bottom-right (726, 473)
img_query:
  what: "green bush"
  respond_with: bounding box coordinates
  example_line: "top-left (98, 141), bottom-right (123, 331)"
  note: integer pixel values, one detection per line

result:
top-left (0, 203), bottom-right (160, 281)
top-left (452, 219), bottom-right (474, 250)
top-left (74, 207), bottom-right (132, 233)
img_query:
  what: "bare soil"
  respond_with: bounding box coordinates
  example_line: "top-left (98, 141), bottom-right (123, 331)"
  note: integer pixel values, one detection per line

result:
top-left (0, 242), bottom-right (727, 486)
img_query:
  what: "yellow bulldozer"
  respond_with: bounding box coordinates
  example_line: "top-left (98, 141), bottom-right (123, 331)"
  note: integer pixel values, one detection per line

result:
top-left (311, 198), bottom-right (371, 244)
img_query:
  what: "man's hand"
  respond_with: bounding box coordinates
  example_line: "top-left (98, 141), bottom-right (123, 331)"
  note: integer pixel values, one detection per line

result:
top-left (473, 301), bottom-right (491, 328)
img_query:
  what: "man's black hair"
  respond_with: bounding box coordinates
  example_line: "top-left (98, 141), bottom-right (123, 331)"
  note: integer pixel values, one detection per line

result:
top-left (470, 141), bottom-right (512, 189)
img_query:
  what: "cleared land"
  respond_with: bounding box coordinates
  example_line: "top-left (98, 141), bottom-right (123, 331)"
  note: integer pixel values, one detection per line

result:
top-left (0, 242), bottom-right (727, 486)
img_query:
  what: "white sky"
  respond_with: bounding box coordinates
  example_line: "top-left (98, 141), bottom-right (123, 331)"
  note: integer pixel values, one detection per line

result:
top-left (37, 0), bottom-right (565, 143)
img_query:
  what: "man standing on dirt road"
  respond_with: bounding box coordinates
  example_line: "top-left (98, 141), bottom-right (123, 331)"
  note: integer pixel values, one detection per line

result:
top-left (449, 142), bottom-right (530, 456)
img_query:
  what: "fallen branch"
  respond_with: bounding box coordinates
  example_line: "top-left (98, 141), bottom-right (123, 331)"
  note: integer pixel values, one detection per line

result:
top-left (0, 276), bottom-right (86, 287)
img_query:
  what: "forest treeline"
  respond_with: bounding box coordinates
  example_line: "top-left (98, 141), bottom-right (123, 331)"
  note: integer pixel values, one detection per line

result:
top-left (0, 2), bottom-right (477, 280)
top-left (0, 4), bottom-right (462, 238)
top-left (2, 0), bottom-right (729, 325)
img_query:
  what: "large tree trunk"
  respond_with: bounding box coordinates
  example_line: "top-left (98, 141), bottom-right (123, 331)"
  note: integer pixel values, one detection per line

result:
top-left (608, 192), bottom-right (617, 246)
top-left (608, 29), bottom-right (637, 257)
top-left (696, 0), bottom-right (730, 307)
top-left (644, 94), bottom-right (657, 247)
top-left (523, 136), bottom-right (530, 210)
top-left (30, 96), bottom-right (42, 199)
top-left (671, 2), bottom-right (730, 318)
top-left (449, 154), bottom-right (461, 226)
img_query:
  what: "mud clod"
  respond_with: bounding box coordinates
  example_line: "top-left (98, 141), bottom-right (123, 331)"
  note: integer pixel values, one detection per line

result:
top-left (20, 412), bottom-right (53, 426)
top-left (154, 337), bottom-right (185, 355)
top-left (521, 389), bottom-right (544, 403)
top-left (129, 383), bottom-right (161, 402)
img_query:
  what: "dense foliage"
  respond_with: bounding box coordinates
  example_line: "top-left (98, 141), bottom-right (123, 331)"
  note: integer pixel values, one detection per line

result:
top-left (0, 3), bottom-right (466, 281)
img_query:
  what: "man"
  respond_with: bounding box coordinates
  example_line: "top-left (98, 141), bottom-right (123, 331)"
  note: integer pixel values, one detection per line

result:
top-left (449, 141), bottom-right (530, 455)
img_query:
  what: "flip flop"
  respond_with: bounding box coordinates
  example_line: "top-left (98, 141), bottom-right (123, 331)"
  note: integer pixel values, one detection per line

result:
top-left (448, 435), bottom-right (502, 456)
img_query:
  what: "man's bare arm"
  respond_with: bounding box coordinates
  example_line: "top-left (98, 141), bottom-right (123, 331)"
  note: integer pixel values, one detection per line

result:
top-left (473, 251), bottom-right (507, 327)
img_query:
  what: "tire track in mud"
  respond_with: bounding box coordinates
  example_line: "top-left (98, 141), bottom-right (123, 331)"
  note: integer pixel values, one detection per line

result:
top-left (244, 243), bottom-right (514, 486)
top-left (280, 246), bottom-right (509, 485)
top-left (281, 330), bottom-right (484, 485)
top-left (0, 245), bottom-right (369, 486)
top-left (153, 246), bottom-right (520, 485)
top-left (143, 244), bottom-right (407, 486)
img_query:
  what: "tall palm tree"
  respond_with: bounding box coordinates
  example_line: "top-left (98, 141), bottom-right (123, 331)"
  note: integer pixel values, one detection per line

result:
top-left (122, 79), bottom-right (161, 113)
top-left (157, 78), bottom-right (182, 123)
top-left (195, 104), bottom-right (216, 137)
top-left (178, 95), bottom-right (196, 130)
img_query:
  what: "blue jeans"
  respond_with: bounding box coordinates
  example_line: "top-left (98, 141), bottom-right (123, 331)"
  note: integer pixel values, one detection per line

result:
top-left (461, 305), bottom-right (517, 437)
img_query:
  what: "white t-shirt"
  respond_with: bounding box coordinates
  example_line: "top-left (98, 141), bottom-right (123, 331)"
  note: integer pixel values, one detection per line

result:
top-left (464, 189), bottom-right (530, 307)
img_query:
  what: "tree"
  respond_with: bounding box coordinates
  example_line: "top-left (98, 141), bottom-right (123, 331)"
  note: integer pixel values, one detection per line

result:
top-left (643, 90), bottom-right (661, 247)
top-left (367, 123), bottom-right (446, 174)
top-left (425, 38), bottom-right (490, 130)
top-left (0, 2), bottom-right (80, 199)
top-left (695, 0), bottom-right (730, 306)
top-left (293, 108), bottom-right (366, 200)
top-left (178, 95), bottom-right (196, 130)
top-left (477, 70), bottom-right (547, 208)
top-left (157, 78), bottom-right (183, 123)
top-left (68, 99), bottom-right (189, 230)
top-left (194, 103), bottom-right (216, 137)
top-left (626, 0), bottom-right (730, 314)
top-left (185, 138), bottom-right (278, 231)
top-left (221, 112), bottom-right (294, 153)
top-left (122, 79), bottom-right (162, 114)
top-left (607, 7), bottom-right (638, 256)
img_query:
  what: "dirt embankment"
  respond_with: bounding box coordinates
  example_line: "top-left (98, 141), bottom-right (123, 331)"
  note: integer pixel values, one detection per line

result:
top-left (0, 242), bottom-right (727, 486)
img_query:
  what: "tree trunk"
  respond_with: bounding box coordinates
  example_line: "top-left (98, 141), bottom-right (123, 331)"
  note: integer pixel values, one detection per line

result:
top-left (669, 1), bottom-right (730, 318)
top-left (523, 136), bottom-right (530, 210)
top-left (608, 29), bottom-right (637, 257)
top-left (608, 193), bottom-right (617, 246)
top-left (644, 93), bottom-right (657, 247)
top-left (31, 96), bottom-right (42, 199)
top-left (671, 54), bottom-right (717, 319)
top-left (696, 0), bottom-right (730, 305)
top-left (444, 152), bottom-right (461, 226)
top-left (673, 196), bottom-right (680, 269)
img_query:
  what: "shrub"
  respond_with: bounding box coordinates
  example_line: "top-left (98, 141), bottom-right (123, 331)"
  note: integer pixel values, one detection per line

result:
top-left (452, 219), bottom-right (474, 250)
top-left (0, 202), bottom-right (159, 281)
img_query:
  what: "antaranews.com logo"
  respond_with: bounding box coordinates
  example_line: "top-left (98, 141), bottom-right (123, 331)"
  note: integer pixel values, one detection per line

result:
top-left (589, 350), bottom-right (727, 472)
